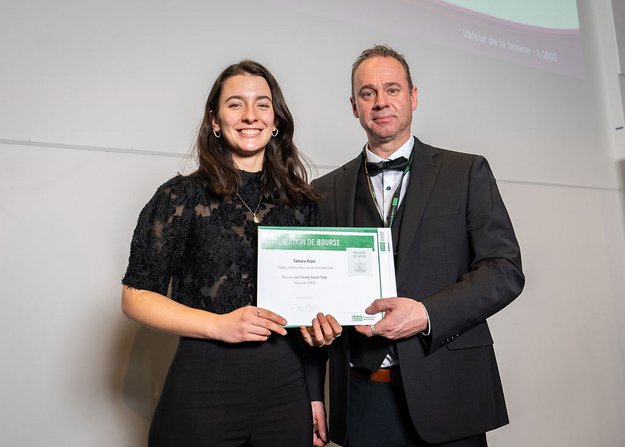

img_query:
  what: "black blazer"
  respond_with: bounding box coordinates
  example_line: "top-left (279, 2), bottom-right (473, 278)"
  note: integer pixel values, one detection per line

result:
top-left (311, 138), bottom-right (525, 444)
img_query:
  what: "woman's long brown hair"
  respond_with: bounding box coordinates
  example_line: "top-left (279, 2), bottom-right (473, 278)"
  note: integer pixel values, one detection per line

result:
top-left (195, 60), bottom-right (319, 204)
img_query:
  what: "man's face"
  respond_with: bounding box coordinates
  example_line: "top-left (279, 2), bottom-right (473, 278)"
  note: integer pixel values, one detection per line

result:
top-left (351, 56), bottom-right (417, 152)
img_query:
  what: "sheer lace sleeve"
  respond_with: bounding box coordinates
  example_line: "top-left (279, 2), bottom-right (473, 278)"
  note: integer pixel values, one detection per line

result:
top-left (122, 176), bottom-right (195, 296)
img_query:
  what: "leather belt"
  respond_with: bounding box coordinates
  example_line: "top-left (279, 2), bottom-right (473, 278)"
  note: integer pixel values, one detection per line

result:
top-left (350, 366), bottom-right (397, 383)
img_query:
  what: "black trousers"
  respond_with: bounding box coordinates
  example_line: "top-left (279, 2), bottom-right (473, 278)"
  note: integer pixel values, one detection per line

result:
top-left (346, 375), bottom-right (487, 447)
top-left (149, 335), bottom-right (312, 447)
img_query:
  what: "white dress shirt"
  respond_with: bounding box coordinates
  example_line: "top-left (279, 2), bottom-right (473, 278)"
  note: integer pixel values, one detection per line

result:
top-left (364, 137), bottom-right (414, 223)
top-left (364, 138), bottom-right (414, 368)
top-left (363, 137), bottom-right (431, 368)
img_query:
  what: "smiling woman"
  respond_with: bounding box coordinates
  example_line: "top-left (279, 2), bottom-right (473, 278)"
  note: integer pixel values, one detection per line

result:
top-left (120, 60), bottom-right (341, 446)
top-left (195, 60), bottom-right (318, 204)
top-left (210, 74), bottom-right (277, 171)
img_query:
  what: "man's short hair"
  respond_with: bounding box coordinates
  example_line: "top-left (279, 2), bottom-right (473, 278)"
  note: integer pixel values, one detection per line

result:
top-left (351, 45), bottom-right (414, 96)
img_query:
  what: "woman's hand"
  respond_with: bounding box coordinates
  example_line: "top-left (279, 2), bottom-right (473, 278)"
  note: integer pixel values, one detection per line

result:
top-left (300, 313), bottom-right (342, 347)
top-left (311, 401), bottom-right (328, 446)
top-left (211, 306), bottom-right (288, 343)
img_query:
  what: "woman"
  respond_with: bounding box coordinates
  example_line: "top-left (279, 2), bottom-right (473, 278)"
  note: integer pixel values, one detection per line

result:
top-left (122, 60), bottom-right (340, 446)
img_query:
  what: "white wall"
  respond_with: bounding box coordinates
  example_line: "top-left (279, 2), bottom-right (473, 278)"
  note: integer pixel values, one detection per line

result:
top-left (1, 1), bottom-right (624, 445)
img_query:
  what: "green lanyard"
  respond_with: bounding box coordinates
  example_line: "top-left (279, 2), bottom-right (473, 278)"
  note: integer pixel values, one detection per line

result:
top-left (363, 148), bottom-right (414, 228)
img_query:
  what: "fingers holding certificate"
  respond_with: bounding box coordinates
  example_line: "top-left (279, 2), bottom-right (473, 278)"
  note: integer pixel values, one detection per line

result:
top-left (213, 306), bottom-right (288, 343)
top-left (300, 313), bottom-right (342, 346)
top-left (257, 227), bottom-right (397, 327)
top-left (354, 297), bottom-right (429, 340)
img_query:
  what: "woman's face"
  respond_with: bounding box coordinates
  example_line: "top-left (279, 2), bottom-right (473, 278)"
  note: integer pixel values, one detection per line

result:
top-left (211, 74), bottom-right (277, 169)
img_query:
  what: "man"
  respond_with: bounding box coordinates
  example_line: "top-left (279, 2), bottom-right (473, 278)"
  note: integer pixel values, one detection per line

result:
top-left (311, 45), bottom-right (524, 446)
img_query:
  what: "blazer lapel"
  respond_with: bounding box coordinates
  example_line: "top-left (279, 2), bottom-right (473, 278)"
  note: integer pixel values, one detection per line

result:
top-left (396, 138), bottom-right (441, 267)
top-left (332, 156), bottom-right (361, 227)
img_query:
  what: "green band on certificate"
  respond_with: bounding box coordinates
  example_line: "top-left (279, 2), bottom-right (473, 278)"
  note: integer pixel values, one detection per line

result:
top-left (260, 234), bottom-right (375, 251)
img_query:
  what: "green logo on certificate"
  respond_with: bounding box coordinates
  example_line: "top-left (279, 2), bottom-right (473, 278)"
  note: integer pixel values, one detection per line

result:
top-left (352, 315), bottom-right (363, 322)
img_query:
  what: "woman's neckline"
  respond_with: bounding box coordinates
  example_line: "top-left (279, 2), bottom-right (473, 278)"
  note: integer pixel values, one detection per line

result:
top-left (238, 169), bottom-right (263, 183)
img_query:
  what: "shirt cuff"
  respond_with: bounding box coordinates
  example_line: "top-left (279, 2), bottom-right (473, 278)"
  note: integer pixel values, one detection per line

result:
top-left (420, 303), bottom-right (431, 336)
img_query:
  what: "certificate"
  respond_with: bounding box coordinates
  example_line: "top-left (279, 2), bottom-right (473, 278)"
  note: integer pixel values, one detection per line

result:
top-left (257, 227), bottom-right (397, 327)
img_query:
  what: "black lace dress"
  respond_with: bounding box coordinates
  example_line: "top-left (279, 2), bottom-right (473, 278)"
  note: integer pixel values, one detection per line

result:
top-left (123, 171), bottom-right (319, 446)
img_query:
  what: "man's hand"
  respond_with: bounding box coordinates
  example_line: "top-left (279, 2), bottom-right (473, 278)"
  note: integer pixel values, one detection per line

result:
top-left (311, 400), bottom-right (328, 446)
top-left (355, 297), bottom-right (428, 340)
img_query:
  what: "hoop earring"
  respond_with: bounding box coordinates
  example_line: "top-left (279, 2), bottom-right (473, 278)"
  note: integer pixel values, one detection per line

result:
top-left (271, 129), bottom-right (279, 137)
top-left (213, 130), bottom-right (221, 138)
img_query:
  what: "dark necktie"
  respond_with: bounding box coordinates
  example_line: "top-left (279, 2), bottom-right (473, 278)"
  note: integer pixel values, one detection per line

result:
top-left (366, 156), bottom-right (409, 176)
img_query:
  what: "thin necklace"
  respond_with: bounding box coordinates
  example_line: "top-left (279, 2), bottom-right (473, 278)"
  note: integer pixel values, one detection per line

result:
top-left (236, 191), bottom-right (263, 224)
